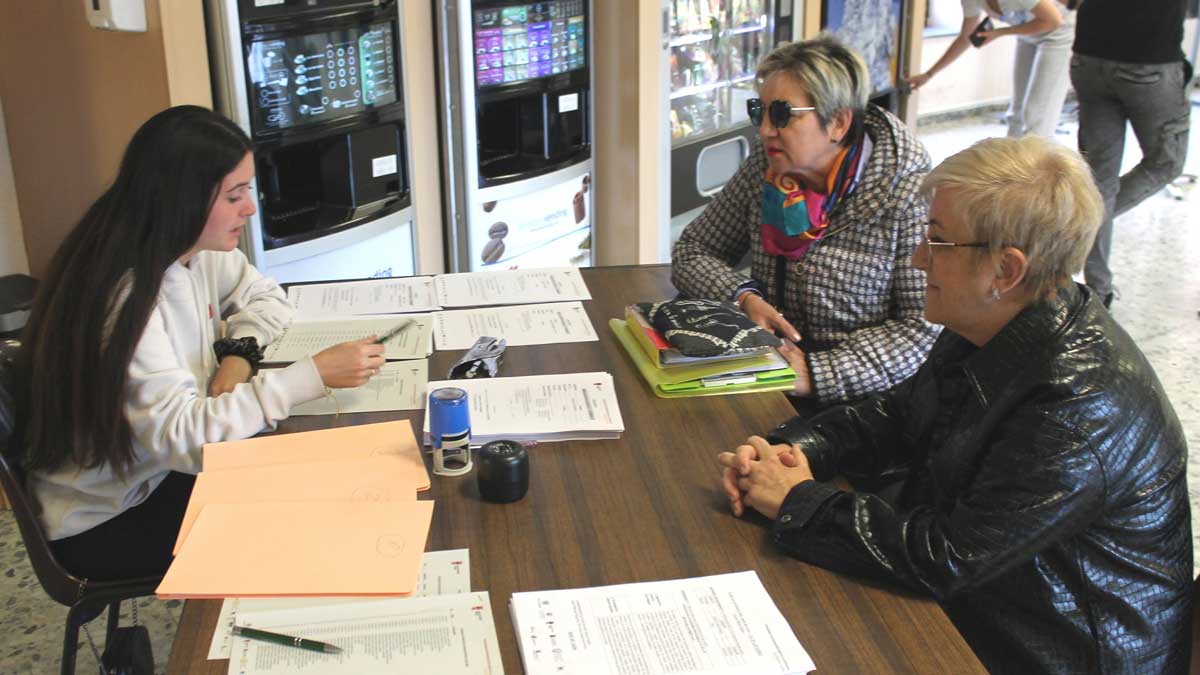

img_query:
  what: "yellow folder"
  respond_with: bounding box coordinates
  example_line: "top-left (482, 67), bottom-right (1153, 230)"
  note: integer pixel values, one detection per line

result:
top-left (202, 420), bottom-right (429, 491)
top-left (172, 457), bottom-right (421, 555)
top-left (609, 319), bottom-right (796, 398)
top-left (157, 500), bottom-right (434, 599)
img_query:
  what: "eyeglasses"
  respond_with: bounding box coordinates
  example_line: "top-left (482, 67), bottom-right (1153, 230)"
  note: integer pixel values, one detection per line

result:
top-left (920, 235), bottom-right (989, 260)
top-left (747, 98), bottom-right (817, 129)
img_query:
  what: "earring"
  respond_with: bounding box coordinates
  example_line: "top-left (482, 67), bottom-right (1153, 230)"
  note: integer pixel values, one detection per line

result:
top-left (991, 288), bottom-right (1001, 301)
top-left (830, 137), bottom-right (840, 144)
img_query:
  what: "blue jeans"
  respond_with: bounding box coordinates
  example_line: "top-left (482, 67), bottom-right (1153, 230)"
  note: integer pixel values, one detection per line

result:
top-left (1071, 53), bottom-right (1191, 297)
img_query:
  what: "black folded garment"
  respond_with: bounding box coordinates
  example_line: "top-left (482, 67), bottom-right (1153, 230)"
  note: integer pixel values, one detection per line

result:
top-left (636, 299), bottom-right (781, 357)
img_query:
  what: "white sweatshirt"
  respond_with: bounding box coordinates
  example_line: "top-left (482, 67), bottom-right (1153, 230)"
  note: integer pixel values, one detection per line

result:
top-left (31, 249), bottom-right (326, 540)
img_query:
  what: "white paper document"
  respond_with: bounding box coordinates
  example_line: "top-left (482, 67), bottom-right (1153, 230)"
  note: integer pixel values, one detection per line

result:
top-left (510, 571), bottom-right (815, 675)
top-left (287, 277), bottom-right (440, 316)
top-left (433, 301), bottom-right (598, 350)
top-left (434, 267), bottom-right (591, 307)
top-left (228, 591), bottom-right (502, 675)
top-left (209, 549), bottom-right (470, 660)
top-left (290, 360), bottom-right (428, 415)
top-left (424, 372), bottom-right (624, 445)
top-left (263, 315), bottom-right (433, 363)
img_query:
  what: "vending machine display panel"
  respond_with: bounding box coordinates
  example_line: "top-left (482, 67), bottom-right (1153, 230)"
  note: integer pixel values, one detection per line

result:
top-left (245, 22), bottom-right (399, 135)
top-left (472, 1), bottom-right (585, 88)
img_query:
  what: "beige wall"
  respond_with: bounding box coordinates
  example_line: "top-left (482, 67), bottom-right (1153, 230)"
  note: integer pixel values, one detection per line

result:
top-left (915, 33), bottom-right (1019, 117)
top-left (0, 1), bottom-right (184, 279)
top-left (592, 0), bottom-right (638, 265)
top-left (0, 95), bottom-right (28, 276)
top-left (401, 0), bottom-right (445, 275)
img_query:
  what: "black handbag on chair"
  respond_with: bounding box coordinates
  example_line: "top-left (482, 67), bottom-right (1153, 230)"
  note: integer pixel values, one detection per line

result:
top-left (99, 624), bottom-right (154, 675)
top-left (84, 599), bottom-right (154, 675)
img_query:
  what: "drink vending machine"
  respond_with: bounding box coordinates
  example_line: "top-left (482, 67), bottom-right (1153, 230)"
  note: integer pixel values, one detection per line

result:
top-left (205, 0), bottom-right (419, 282)
top-left (437, 0), bottom-right (594, 272)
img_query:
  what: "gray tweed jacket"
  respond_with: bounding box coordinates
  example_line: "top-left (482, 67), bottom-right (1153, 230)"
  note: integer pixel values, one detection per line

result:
top-left (671, 105), bottom-right (940, 404)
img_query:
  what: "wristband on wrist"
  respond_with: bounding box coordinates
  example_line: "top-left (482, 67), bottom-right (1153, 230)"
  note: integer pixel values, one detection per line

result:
top-left (213, 337), bottom-right (264, 375)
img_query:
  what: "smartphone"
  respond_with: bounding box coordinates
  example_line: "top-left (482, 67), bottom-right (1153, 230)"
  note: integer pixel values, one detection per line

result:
top-left (969, 17), bottom-right (994, 48)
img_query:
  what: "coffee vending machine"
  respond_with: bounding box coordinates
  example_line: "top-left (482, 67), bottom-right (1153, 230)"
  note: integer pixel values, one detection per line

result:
top-left (437, 0), bottom-right (594, 271)
top-left (206, 0), bottom-right (419, 282)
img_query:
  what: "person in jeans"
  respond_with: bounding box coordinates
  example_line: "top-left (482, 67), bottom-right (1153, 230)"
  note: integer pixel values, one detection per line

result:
top-left (906, 0), bottom-right (1074, 139)
top-left (1072, 0), bottom-right (1192, 307)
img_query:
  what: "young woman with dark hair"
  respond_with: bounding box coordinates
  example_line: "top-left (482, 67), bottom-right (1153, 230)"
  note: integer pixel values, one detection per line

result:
top-left (13, 106), bottom-right (386, 580)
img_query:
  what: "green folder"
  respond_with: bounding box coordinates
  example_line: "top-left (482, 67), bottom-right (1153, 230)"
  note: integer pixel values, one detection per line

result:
top-left (609, 319), bottom-right (796, 398)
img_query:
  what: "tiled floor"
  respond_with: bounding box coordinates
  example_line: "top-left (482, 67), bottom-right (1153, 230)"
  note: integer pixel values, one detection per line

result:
top-left (1, 100), bottom-right (1198, 673)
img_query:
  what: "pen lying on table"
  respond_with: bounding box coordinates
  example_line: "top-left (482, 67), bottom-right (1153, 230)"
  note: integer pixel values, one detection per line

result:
top-left (230, 625), bottom-right (343, 654)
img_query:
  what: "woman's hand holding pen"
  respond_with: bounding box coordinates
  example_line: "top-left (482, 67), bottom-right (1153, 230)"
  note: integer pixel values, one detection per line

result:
top-left (313, 337), bottom-right (386, 388)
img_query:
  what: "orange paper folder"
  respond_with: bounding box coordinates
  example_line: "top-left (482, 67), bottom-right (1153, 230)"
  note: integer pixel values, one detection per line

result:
top-left (202, 420), bottom-right (429, 491)
top-left (156, 500), bottom-right (435, 599)
top-left (172, 457), bottom-right (421, 555)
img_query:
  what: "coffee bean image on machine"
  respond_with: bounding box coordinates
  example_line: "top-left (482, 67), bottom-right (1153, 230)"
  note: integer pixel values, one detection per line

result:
top-left (573, 191), bottom-right (585, 224)
top-left (488, 222), bottom-right (509, 240)
top-left (482, 238), bottom-right (505, 264)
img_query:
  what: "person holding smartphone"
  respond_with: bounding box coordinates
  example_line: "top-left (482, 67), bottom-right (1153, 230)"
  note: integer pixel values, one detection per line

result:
top-left (905, 0), bottom-right (1072, 139)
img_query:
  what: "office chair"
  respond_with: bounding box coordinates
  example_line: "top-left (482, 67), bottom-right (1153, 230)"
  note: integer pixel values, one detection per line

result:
top-left (0, 340), bottom-right (162, 675)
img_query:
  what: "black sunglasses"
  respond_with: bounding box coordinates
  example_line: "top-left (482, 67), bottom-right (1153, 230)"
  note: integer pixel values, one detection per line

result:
top-left (747, 98), bottom-right (817, 129)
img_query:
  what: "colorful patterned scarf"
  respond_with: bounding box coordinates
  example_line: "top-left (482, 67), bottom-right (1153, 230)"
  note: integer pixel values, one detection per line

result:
top-left (760, 139), bottom-right (865, 260)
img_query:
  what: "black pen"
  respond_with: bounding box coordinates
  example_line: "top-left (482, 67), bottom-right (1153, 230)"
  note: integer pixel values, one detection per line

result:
top-left (231, 624), bottom-right (342, 654)
top-left (375, 318), bottom-right (414, 345)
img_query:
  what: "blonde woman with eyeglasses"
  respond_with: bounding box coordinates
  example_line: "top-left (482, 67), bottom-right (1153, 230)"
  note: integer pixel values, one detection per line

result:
top-left (719, 136), bottom-right (1190, 673)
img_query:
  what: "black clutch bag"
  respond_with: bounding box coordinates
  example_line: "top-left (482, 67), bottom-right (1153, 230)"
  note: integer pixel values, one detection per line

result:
top-left (636, 299), bottom-right (782, 357)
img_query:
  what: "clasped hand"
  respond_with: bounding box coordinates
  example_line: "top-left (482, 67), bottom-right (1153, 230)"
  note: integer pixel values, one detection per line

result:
top-left (718, 436), bottom-right (814, 520)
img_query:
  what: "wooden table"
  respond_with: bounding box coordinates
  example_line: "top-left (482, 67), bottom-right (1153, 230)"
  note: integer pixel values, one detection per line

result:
top-left (167, 265), bottom-right (985, 674)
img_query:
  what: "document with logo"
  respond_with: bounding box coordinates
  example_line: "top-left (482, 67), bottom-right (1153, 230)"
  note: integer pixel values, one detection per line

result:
top-left (434, 267), bottom-right (591, 307)
top-left (432, 301), bottom-right (597, 350)
top-left (423, 372), bottom-right (624, 445)
top-left (287, 277), bottom-right (440, 316)
top-left (207, 549), bottom-right (470, 660)
top-left (262, 315), bottom-right (433, 363)
top-left (227, 591), bottom-right (501, 674)
top-left (510, 571), bottom-right (815, 675)
top-left (290, 360), bottom-right (428, 415)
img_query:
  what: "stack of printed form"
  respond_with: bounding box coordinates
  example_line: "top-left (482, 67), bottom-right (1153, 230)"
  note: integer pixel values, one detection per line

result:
top-left (510, 571), bottom-right (815, 674)
top-left (422, 372), bottom-right (624, 446)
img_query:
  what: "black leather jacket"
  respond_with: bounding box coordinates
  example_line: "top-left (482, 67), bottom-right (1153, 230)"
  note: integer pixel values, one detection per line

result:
top-left (767, 284), bottom-right (1192, 673)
